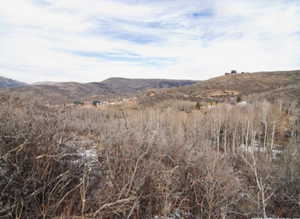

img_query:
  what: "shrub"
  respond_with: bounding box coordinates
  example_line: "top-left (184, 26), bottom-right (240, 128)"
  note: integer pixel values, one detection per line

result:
top-left (0, 97), bottom-right (299, 218)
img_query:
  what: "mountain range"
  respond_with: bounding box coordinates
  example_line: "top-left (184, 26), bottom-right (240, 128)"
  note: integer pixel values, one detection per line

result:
top-left (0, 76), bottom-right (197, 104)
top-left (0, 76), bottom-right (27, 88)
top-left (1, 70), bottom-right (300, 105)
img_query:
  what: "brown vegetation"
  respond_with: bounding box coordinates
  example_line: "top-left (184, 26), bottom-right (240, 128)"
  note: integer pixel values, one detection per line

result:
top-left (0, 91), bottom-right (300, 218)
top-left (0, 78), bottom-right (197, 105)
top-left (145, 70), bottom-right (300, 106)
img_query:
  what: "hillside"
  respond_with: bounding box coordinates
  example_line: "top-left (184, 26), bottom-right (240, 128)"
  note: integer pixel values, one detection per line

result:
top-left (1, 78), bottom-right (198, 104)
top-left (101, 77), bottom-right (197, 93)
top-left (0, 76), bottom-right (27, 88)
top-left (4, 82), bottom-right (113, 104)
top-left (141, 70), bottom-right (300, 105)
top-left (3, 71), bottom-right (300, 105)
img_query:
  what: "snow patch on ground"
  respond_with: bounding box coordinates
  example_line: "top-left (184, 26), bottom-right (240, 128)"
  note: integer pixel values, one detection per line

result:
top-left (239, 143), bottom-right (283, 159)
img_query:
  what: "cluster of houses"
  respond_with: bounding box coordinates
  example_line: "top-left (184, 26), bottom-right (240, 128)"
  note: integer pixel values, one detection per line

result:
top-left (73, 97), bottom-right (138, 107)
top-left (94, 97), bottom-right (137, 107)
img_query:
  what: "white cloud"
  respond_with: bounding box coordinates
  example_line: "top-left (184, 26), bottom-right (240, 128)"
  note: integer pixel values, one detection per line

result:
top-left (0, 0), bottom-right (299, 82)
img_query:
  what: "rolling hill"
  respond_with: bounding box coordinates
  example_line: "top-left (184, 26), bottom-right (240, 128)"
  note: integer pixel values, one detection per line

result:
top-left (101, 77), bottom-right (197, 93)
top-left (140, 70), bottom-right (300, 105)
top-left (177, 70), bottom-right (300, 96)
top-left (2, 71), bottom-right (300, 106)
top-left (1, 78), bottom-right (198, 104)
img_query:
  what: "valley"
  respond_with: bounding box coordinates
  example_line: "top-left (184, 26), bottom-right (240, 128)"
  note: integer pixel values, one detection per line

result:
top-left (1, 70), bottom-right (300, 218)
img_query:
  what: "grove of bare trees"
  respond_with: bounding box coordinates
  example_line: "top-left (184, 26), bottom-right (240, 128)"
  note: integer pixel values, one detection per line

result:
top-left (0, 97), bottom-right (299, 218)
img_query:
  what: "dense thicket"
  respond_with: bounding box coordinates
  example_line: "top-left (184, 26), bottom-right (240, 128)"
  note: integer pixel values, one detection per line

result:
top-left (0, 98), bottom-right (299, 218)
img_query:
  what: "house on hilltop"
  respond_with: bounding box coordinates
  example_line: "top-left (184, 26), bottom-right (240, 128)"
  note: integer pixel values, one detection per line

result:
top-left (225, 70), bottom-right (238, 75)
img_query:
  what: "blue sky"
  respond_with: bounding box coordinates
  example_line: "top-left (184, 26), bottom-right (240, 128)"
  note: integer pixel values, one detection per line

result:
top-left (0, 0), bottom-right (300, 82)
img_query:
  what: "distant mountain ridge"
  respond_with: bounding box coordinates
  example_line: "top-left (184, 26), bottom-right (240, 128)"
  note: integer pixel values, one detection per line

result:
top-left (0, 76), bottom-right (27, 88)
top-left (2, 77), bottom-right (198, 104)
top-left (99, 77), bottom-right (197, 93)
top-left (4, 70), bottom-right (300, 106)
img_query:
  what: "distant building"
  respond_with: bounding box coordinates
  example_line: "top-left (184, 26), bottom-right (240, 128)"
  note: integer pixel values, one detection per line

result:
top-left (92, 100), bottom-right (102, 106)
top-left (225, 73), bottom-right (230, 76)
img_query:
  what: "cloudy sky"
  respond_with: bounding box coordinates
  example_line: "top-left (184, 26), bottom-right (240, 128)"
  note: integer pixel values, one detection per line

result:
top-left (1, 0), bottom-right (300, 83)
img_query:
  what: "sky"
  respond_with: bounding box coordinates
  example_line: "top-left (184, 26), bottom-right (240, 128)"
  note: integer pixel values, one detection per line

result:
top-left (0, 0), bottom-right (300, 83)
